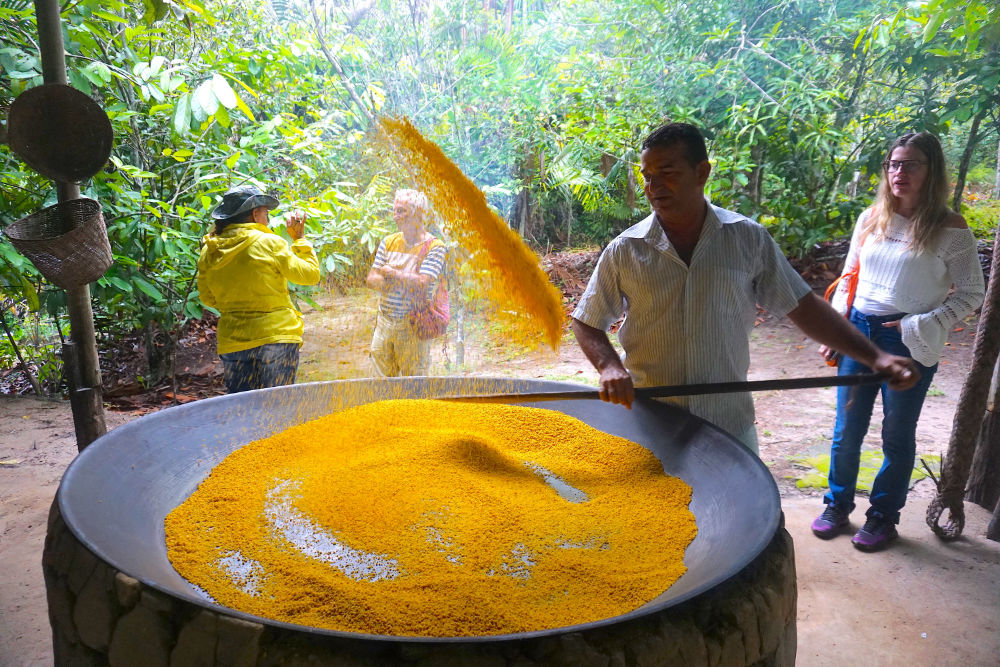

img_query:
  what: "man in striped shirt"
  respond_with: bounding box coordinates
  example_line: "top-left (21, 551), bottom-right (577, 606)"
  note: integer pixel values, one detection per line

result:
top-left (571, 123), bottom-right (918, 452)
top-left (366, 189), bottom-right (447, 376)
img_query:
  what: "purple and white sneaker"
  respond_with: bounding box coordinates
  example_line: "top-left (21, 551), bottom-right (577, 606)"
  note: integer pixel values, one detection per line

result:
top-left (811, 505), bottom-right (850, 539)
top-left (852, 515), bottom-right (898, 552)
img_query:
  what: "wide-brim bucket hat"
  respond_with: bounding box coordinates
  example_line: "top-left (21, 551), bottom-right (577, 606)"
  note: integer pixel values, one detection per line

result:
top-left (211, 185), bottom-right (279, 221)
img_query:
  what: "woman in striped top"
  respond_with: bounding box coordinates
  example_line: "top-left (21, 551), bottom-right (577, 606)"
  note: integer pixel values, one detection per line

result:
top-left (366, 189), bottom-right (446, 376)
top-left (811, 132), bottom-right (985, 551)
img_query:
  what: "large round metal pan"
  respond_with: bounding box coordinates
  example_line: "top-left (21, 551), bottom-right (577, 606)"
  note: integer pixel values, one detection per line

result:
top-left (57, 377), bottom-right (780, 642)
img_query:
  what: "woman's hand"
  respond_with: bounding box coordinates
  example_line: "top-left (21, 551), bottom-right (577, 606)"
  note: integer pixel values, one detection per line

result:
top-left (375, 266), bottom-right (400, 284)
top-left (285, 210), bottom-right (306, 240)
top-left (818, 344), bottom-right (839, 362)
top-left (882, 320), bottom-right (901, 330)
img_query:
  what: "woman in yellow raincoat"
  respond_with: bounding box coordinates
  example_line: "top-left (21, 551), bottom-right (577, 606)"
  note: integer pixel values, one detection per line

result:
top-left (197, 185), bottom-right (320, 393)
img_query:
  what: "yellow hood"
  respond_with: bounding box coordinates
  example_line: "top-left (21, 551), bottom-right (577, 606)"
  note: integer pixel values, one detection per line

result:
top-left (199, 223), bottom-right (272, 271)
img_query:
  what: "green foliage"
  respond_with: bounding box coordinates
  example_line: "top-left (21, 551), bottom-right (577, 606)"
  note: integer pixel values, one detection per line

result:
top-left (926, 384), bottom-right (946, 397)
top-left (0, 301), bottom-right (65, 394)
top-left (1, 0), bottom-right (390, 382)
top-left (1, 0), bottom-right (998, 387)
top-left (789, 452), bottom-right (941, 491)
top-left (759, 198), bottom-right (867, 257)
top-left (962, 200), bottom-right (1000, 239)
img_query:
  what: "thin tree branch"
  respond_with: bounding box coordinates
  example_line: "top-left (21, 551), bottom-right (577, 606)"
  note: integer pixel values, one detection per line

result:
top-left (307, 0), bottom-right (375, 126)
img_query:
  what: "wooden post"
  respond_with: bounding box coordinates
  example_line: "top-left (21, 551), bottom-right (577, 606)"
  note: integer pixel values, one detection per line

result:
top-left (34, 0), bottom-right (106, 449)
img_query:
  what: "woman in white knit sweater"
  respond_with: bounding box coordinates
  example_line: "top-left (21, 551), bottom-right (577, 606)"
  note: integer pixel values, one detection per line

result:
top-left (811, 132), bottom-right (985, 551)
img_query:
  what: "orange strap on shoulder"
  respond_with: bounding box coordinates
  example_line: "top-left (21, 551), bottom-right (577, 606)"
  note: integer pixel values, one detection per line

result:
top-left (824, 265), bottom-right (860, 309)
top-left (826, 230), bottom-right (866, 312)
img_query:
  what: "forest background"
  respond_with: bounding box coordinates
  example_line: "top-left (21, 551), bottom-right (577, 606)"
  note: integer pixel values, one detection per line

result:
top-left (0, 0), bottom-right (998, 394)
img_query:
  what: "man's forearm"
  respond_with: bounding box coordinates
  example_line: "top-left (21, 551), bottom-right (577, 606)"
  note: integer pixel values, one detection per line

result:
top-left (572, 317), bottom-right (636, 407)
top-left (571, 318), bottom-right (626, 373)
top-left (787, 292), bottom-right (880, 367)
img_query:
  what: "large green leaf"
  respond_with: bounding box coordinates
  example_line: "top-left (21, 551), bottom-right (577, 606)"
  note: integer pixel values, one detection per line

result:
top-left (210, 73), bottom-right (238, 109)
top-left (194, 80), bottom-right (219, 117)
top-left (133, 276), bottom-right (164, 301)
top-left (92, 9), bottom-right (127, 24)
top-left (923, 10), bottom-right (947, 43)
top-left (173, 92), bottom-right (192, 135)
top-left (18, 275), bottom-right (39, 312)
top-left (142, 0), bottom-right (169, 24)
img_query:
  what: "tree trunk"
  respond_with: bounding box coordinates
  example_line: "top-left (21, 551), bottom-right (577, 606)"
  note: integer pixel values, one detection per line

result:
top-left (36, 0), bottom-right (106, 450)
top-left (406, 0), bottom-right (423, 57)
top-left (564, 189), bottom-right (573, 247)
top-left (927, 221), bottom-right (1000, 539)
top-left (989, 495), bottom-right (1000, 542)
top-left (460, 0), bottom-right (467, 47)
top-left (993, 136), bottom-right (1000, 200)
top-left (600, 153), bottom-right (615, 176)
top-left (836, 45), bottom-right (869, 128)
top-left (626, 157), bottom-right (637, 210)
top-left (143, 321), bottom-right (176, 387)
top-left (455, 300), bottom-right (465, 367)
top-left (747, 142), bottom-right (764, 209)
top-left (308, 0), bottom-right (375, 127)
top-left (516, 148), bottom-right (537, 237)
top-left (966, 357), bottom-right (1000, 510)
top-left (516, 188), bottom-right (533, 238)
top-left (952, 109), bottom-right (986, 212)
top-left (847, 170), bottom-right (861, 198)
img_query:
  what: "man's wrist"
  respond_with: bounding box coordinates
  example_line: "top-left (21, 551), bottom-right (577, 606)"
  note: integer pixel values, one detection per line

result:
top-left (857, 345), bottom-right (882, 370)
top-left (596, 357), bottom-right (626, 375)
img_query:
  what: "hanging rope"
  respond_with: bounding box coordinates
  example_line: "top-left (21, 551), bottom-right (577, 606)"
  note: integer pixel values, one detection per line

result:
top-left (927, 229), bottom-right (1000, 540)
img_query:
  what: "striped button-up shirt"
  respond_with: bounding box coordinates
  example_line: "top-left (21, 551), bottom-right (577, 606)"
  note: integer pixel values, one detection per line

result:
top-left (573, 203), bottom-right (810, 442)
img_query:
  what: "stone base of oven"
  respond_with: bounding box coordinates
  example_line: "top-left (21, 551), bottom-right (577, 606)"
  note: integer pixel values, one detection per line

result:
top-left (44, 499), bottom-right (796, 666)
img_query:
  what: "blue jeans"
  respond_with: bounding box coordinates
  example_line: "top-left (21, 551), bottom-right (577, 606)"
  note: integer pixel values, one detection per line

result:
top-left (824, 308), bottom-right (937, 524)
top-left (220, 343), bottom-right (299, 394)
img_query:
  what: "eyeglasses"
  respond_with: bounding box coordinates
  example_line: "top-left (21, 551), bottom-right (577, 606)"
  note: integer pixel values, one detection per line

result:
top-left (883, 159), bottom-right (927, 173)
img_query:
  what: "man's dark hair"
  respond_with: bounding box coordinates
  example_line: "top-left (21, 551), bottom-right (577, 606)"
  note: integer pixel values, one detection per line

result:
top-left (641, 123), bottom-right (709, 166)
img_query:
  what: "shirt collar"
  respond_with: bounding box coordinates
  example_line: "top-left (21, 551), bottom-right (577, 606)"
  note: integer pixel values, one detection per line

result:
top-left (624, 199), bottom-right (732, 248)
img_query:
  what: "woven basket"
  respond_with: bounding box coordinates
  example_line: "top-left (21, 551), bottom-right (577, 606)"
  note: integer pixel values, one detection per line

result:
top-left (3, 198), bottom-right (112, 289)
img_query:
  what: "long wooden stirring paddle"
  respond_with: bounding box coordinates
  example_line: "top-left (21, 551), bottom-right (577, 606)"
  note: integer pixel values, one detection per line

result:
top-left (440, 373), bottom-right (885, 404)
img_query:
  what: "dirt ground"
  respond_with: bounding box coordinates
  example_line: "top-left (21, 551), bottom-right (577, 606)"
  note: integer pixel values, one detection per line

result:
top-left (1, 293), bottom-right (999, 666)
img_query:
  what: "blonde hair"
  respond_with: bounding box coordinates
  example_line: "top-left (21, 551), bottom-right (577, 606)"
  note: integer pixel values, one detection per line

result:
top-left (394, 188), bottom-right (429, 214)
top-left (861, 132), bottom-right (951, 253)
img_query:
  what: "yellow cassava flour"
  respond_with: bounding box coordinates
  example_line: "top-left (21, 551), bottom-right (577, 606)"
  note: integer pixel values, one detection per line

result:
top-left (165, 399), bottom-right (696, 636)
